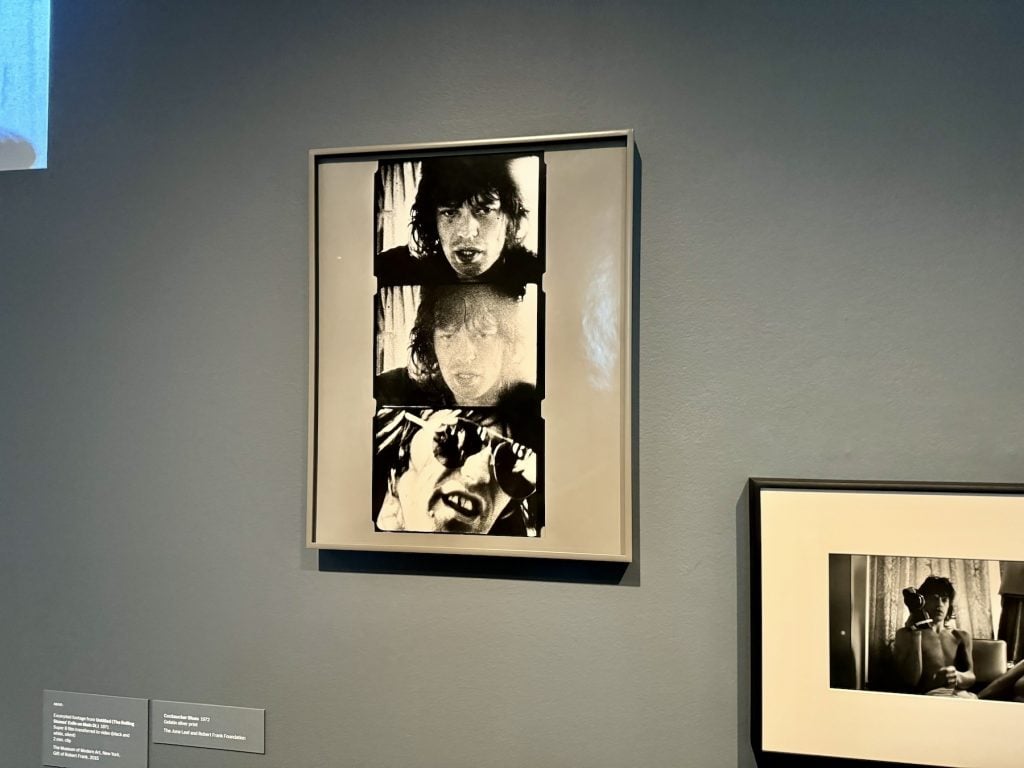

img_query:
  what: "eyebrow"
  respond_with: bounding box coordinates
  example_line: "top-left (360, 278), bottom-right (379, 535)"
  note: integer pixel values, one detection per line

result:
top-left (437, 191), bottom-right (500, 207)
top-left (470, 195), bottom-right (500, 208)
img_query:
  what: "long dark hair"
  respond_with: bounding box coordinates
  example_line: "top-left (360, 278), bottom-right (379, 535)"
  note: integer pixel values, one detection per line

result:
top-left (410, 154), bottom-right (529, 259)
top-left (918, 576), bottom-right (957, 624)
top-left (408, 283), bottom-right (526, 402)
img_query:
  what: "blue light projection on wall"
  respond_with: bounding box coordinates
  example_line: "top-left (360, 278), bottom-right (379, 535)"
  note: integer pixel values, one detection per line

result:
top-left (0, 0), bottom-right (50, 171)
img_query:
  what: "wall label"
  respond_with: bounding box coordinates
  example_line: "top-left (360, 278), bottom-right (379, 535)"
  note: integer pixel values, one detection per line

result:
top-left (150, 699), bottom-right (264, 754)
top-left (43, 690), bottom-right (149, 768)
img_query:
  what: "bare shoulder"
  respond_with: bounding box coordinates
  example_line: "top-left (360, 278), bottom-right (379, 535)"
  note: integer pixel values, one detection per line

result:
top-left (952, 628), bottom-right (973, 646)
top-left (893, 627), bottom-right (917, 644)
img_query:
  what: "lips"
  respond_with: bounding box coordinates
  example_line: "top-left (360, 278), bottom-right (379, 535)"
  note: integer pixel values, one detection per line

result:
top-left (452, 372), bottom-right (480, 386)
top-left (453, 247), bottom-right (482, 264)
top-left (427, 490), bottom-right (486, 533)
top-left (427, 482), bottom-right (494, 533)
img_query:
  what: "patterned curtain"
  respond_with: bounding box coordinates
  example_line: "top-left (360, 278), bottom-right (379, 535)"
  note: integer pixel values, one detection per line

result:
top-left (868, 556), bottom-right (993, 684)
top-left (376, 162), bottom-right (421, 254)
top-left (376, 286), bottom-right (420, 374)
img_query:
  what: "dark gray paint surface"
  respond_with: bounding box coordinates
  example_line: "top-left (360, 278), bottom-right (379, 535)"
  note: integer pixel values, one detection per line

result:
top-left (151, 700), bottom-right (264, 754)
top-left (43, 691), bottom-right (148, 768)
top-left (4, 2), bottom-right (1024, 766)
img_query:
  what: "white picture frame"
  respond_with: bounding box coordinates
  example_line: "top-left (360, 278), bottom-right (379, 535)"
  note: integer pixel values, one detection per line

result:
top-left (308, 131), bottom-right (635, 561)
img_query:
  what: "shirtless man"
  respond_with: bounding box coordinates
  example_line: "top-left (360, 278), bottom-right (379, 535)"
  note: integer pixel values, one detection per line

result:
top-left (893, 576), bottom-right (976, 697)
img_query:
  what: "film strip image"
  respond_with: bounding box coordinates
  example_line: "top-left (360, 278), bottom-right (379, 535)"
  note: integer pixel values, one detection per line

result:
top-left (374, 153), bottom-right (544, 285)
top-left (374, 283), bottom-right (540, 408)
top-left (372, 407), bottom-right (543, 536)
top-left (371, 151), bottom-right (545, 536)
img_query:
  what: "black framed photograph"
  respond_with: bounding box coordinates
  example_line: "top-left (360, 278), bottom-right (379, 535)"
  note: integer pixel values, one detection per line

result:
top-left (750, 478), bottom-right (1024, 768)
top-left (308, 131), bottom-right (634, 560)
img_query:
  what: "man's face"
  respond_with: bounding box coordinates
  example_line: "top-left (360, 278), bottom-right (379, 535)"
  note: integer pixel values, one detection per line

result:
top-left (432, 286), bottom-right (512, 405)
top-left (923, 592), bottom-right (950, 623)
top-left (436, 193), bottom-right (507, 279)
top-left (395, 412), bottom-right (512, 533)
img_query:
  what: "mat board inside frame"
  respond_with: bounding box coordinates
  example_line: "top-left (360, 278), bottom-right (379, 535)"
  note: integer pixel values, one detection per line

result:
top-left (309, 131), bottom-right (635, 561)
top-left (751, 478), bottom-right (1024, 768)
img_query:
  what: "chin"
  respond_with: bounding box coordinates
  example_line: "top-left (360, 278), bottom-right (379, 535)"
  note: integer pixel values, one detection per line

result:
top-left (449, 261), bottom-right (483, 277)
top-left (448, 385), bottom-right (496, 405)
top-left (439, 517), bottom-right (486, 534)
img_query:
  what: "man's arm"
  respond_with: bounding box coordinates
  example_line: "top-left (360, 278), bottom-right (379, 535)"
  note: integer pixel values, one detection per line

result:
top-left (892, 627), bottom-right (923, 688)
top-left (979, 659), bottom-right (1024, 700)
top-left (953, 630), bottom-right (976, 690)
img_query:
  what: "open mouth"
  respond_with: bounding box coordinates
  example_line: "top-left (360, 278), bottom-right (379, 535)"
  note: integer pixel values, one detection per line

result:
top-left (436, 491), bottom-right (483, 520)
top-left (453, 247), bottom-right (482, 264)
top-left (452, 372), bottom-right (480, 387)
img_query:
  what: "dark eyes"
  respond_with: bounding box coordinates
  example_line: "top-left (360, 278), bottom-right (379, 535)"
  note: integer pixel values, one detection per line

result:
top-left (437, 330), bottom-right (496, 341)
top-left (437, 205), bottom-right (499, 219)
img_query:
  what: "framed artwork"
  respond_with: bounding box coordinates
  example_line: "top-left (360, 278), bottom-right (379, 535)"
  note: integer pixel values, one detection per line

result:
top-left (308, 131), bottom-right (634, 560)
top-left (750, 477), bottom-right (1024, 768)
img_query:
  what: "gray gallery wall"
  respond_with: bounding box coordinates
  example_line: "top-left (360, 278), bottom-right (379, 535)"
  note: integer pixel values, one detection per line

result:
top-left (2, 1), bottom-right (1022, 766)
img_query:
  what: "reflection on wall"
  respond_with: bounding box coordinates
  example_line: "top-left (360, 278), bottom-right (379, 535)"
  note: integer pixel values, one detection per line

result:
top-left (0, 0), bottom-right (50, 170)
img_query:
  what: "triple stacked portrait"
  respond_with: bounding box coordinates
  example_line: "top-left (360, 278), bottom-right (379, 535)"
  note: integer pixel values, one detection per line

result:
top-left (371, 153), bottom-right (545, 537)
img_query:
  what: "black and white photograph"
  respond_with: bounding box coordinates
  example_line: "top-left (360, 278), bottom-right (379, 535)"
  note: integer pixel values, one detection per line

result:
top-left (829, 553), bottom-right (1024, 702)
top-left (310, 131), bottom-right (633, 560)
top-left (374, 153), bottom-right (544, 285)
top-left (372, 407), bottom-right (543, 537)
top-left (370, 152), bottom-right (545, 537)
top-left (374, 283), bottom-right (540, 408)
top-left (753, 479), bottom-right (1024, 768)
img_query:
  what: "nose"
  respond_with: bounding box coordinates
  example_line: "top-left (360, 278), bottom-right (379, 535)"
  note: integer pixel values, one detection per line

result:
top-left (454, 206), bottom-right (478, 238)
top-left (459, 445), bottom-right (493, 487)
top-left (450, 328), bottom-right (477, 362)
